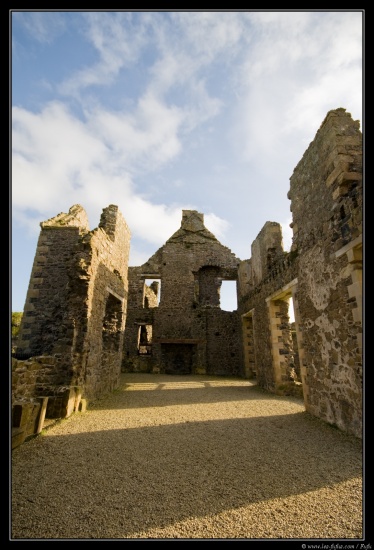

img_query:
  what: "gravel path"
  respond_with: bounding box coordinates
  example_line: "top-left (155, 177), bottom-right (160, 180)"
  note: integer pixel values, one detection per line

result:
top-left (11, 373), bottom-right (363, 541)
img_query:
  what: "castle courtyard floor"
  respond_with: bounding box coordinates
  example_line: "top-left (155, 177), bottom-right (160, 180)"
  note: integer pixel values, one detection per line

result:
top-left (11, 373), bottom-right (364, 541)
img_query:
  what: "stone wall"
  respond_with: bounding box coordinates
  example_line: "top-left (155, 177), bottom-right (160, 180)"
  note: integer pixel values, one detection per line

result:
top-left (67, 204), bottom-right (131, 400)
top-left (237, 108), bottom-right (362, 437)
top-left (16, 205), bottom-right (89, 358)
top-left (11, 355), bottom-right (84, 449)
top-left (238, 224), bottom-right (299, 391)
top-left (289, 108), bottom-right (362, 437)
top-left (13, 204), bottom-right (131, 447)
top-left (123, 210), bottom-right (243, 376)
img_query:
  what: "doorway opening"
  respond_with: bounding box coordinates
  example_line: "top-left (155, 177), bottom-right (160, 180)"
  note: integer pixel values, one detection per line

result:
top-left (266, 282), bottom-right (302, 396)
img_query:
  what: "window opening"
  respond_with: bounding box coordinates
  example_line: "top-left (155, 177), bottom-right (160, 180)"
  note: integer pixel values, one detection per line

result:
top-left (289, 296), bottom-right (295, 323)
top-left (138, 324), bottom-right (152, 355)
top-left (220, 280), bottom-right (237, 311)
top-left (144, 279), bottom-right (160, 307)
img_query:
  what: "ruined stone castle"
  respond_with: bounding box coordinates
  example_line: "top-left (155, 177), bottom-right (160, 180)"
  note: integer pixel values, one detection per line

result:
top-left (12, 108), bottom-right (363, 448)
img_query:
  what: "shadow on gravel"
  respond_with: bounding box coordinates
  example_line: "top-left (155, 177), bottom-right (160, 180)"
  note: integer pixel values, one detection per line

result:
top-left (11, 375), bottom-right (362, 539)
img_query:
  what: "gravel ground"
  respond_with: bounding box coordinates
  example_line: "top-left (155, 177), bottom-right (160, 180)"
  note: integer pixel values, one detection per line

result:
top-left (11, 373), bottom-right (363, 541)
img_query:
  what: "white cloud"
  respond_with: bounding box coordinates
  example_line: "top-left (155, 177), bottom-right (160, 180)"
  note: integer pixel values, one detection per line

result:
top-left (54, 14), bottom-right (227, 178)
top-left (149, 51), bottom-right (189, 94)
top-left (12, 103), bottom-right (109, 211)
top-left (170, 11), bottom-right (246, 62)
top-left (232, 11), bottom-right (362, 167)
top-left (283, 68), bottom-right (363, 137)
top-left (59, 12), bottom-right (147, 97)
top-left (205, 212), bottom-right (230, 241)
top-left (123, 199), bottom-right (183, 244)
top-left (12, 99), bottom-right (213, 253)
top-left (12, 90), bottom-right (232, 261)
top-left (13, 11), bottom-right (66, 43)
top-left (60, 12), bottom-right (232, 134)
top-left (87, 93), bottom-right (184, 172)
top-left (314, 13), bottom-right (363, 72)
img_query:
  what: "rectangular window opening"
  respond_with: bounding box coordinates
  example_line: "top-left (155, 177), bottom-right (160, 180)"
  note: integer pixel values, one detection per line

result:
top-left (220, 280), bottom-right (237, 312)
top-left (138, 324), bottom-right (153, 355)
top-left (144, 279), bottom-right (161, 308)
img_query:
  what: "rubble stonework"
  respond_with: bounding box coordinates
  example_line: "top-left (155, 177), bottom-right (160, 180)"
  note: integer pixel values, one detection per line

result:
top-left (123, 209), bottom-right (242, 375)
top-left (237, 108), bottom-right (362, 437)
top-left (14, 205), bottom-right (130, 447)
top-left (12, 108), bottom-right (363, 448)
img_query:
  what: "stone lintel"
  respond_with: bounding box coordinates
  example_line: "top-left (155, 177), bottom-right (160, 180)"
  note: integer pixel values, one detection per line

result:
top-left (335, 235), bottom-right (362, 258)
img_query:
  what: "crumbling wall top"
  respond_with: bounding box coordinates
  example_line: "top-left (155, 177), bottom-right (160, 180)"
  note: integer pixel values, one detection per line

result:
top-left (40, 204), bottom-right (90, 233)
top-left (167, 209), bottom-right (219, 244)
top-left (249, 221), bottom-right (284, 285)
top-left (181, 210), bottom-right (205, 231)
top-left (98, 204), bottom-right (130, 241)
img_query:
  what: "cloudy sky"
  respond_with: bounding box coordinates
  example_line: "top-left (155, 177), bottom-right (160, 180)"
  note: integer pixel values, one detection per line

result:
top-left (11, 10), bottom-right (363, 312)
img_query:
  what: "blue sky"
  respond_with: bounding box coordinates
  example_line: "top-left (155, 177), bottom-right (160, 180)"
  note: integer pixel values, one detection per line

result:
top-left (11, 10), bottom-right (363, 313)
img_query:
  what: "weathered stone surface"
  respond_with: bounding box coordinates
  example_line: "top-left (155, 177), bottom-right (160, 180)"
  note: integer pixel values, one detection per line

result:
top-left (13, 205), bottom-right (131, 447)
top-left (237, 108), bottom-right (362, 438)
top-left (123, 209), bottom-right (242, 376)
